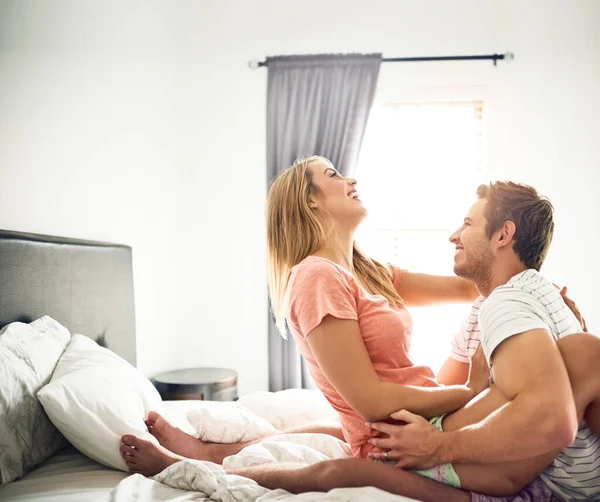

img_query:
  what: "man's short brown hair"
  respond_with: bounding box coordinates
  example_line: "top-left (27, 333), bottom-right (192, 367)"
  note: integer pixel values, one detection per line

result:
top-left (477, 181), bottom-right (554, 271)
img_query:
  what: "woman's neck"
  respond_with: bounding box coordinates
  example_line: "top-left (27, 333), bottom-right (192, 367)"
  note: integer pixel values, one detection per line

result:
top-left (312, 231), bottom-right (355, 272)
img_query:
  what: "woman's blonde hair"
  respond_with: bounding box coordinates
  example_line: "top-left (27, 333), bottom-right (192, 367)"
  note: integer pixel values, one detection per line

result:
top-left (266, 155), bottom-right (404, 335)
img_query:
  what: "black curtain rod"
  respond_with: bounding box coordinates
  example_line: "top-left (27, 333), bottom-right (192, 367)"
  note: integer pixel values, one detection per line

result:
top-left (248, 52), bottom-right (514, 69)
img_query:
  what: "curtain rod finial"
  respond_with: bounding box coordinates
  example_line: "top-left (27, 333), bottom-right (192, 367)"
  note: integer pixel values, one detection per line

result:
top-left (248, 60), bottom-right (261, 69)
top-left (504, 52), bottom-right (515, 62)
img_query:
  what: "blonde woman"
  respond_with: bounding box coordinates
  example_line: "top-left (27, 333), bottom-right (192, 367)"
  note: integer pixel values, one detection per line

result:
top-left (266, 155), bottom-right (487, 463)
top-left (121, 157), bottom-right (600, 502)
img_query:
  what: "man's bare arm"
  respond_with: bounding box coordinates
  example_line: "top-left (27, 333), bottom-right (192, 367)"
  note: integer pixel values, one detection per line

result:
top-left (437, 329), bottom-right (578, 464)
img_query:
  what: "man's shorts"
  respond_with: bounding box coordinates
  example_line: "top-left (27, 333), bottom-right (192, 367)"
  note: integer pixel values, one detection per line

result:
top-left (470, 477), bottom-right (562, 501)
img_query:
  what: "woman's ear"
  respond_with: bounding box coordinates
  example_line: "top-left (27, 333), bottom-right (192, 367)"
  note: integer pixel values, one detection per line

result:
top-left (308, 200), bottom-right (318, 209)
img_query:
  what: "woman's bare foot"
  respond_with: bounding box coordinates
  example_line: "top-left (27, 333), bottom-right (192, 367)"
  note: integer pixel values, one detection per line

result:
top-left (120, 435), bottom-right (183, 476)
top-left (145, 411), bottom-right (234, 463)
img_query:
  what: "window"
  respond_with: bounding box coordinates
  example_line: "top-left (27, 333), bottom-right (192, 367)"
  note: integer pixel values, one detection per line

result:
top-left (355, 101), bottom-right (486, 372)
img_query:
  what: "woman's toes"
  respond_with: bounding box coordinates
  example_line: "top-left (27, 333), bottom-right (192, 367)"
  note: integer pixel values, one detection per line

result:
top-left (120, 442), bottom-right (135, 456)
top-left (147, 410), bottom-right (162, 423)
top-left (121, 434), bottom-right (139, 447)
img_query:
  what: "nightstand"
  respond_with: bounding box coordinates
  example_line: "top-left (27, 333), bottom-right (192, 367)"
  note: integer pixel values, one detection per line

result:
top-left (152, 367), bottom-right (238, 401)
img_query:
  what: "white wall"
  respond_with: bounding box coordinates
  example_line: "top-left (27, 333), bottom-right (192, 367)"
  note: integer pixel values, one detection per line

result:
top-left (1, 0), bottom-right (598, 394)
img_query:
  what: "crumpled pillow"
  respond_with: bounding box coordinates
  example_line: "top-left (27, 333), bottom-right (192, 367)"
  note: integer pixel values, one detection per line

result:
top-left (186, 403), bottom-right (277, 443)
top-left (185, 389), bottom-right (339, 444)
top-left (0, 316), bottom-right (71, 484)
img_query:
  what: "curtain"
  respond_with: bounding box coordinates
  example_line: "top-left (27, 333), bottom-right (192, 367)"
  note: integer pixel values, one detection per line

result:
top-left (266, 53), bottom-right (382, 391)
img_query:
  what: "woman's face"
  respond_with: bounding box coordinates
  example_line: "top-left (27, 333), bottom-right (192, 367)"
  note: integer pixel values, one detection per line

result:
top-left (307, 158), bottom-right (367, 226)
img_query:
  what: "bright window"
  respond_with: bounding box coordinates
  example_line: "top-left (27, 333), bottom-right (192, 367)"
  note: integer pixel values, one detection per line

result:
top-left (355, 101), bottom-right (486, 373)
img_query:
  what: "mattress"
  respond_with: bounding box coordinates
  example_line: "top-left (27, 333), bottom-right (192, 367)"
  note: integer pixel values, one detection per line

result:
top-left (0, 445), bottom-right (128, 502)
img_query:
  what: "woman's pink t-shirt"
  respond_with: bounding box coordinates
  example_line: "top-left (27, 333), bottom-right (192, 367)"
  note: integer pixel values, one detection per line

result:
top-left (287, 256), bottom-right (438, 458)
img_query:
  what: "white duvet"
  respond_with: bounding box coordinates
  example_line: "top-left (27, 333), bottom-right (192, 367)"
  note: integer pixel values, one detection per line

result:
top-left (105, 390), bottom-right (419, 501)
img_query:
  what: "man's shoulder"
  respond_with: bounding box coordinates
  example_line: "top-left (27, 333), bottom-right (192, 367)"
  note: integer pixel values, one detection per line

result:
top-left (478, 271), bottom-right (558, 361)
top-left (484, 270), bottom-right (552, 305)
top-left (480, 271), bottom-right (552, 324)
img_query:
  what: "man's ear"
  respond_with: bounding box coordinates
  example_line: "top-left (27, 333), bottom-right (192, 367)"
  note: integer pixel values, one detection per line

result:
top-left (497, 221), bottom-right (516, 249)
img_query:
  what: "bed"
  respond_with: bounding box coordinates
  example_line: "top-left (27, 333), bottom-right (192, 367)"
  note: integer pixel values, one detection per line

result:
top-left (0, 229), bottom-right (417, 502)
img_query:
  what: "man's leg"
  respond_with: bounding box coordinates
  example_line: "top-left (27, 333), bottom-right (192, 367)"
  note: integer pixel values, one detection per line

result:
top-left (145, 411), bottom-right (344, 464)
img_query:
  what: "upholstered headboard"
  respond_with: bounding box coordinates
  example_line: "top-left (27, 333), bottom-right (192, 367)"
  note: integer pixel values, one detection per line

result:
top-left (0, 229), bottom-right (136, 365)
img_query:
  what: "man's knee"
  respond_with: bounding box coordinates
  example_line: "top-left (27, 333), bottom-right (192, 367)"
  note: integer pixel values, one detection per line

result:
top-left (557, 332), bottom-right (600, 355)
top-left (558, 333), bottom-right (600, 377)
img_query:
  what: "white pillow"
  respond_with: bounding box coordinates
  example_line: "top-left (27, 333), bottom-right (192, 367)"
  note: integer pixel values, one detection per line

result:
top-left (186, 403), bottom-right (277, 443)
top-left (37, 335), bottom-right (163, 471)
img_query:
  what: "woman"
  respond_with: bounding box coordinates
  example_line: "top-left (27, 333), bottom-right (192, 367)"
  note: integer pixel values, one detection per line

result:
top-left (121, 156), bottom-right (599, 501)
top-left (267, 155), bottom-right (487, 464)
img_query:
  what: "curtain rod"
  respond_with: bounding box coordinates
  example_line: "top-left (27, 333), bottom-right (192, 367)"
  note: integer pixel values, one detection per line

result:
top-left (248, 52), bottom-right (514, 69)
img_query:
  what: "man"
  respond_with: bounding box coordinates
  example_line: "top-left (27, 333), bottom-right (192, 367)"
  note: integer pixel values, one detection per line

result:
top-left (121, 182), bottom-right (600, 501)
top-left (368, 181), bottom-right (600, 500)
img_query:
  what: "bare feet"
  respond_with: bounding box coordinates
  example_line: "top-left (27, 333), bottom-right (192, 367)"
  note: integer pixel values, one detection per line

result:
top-left (145, 411), bottom-right (225, 463)
top-left (120, 434), bottom-right (183, 476)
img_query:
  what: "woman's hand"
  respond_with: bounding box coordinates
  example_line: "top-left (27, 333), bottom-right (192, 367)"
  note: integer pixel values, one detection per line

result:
top-left (559, 286), bottom-right (587, 332)
top-left (466, 345), bottom-right (490, 396)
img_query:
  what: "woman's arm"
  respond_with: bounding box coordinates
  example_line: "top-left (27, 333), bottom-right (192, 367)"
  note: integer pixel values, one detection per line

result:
top-left (307, 316), bottom-right (479, 422)
top-left (394, 271), bottom-right (478, 307)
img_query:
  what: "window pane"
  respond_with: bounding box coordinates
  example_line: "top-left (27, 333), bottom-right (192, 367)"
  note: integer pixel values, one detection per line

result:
top-left (356, 103), bottom-right (485, 230)
top-left (354, 101), bottom-right (486, 372)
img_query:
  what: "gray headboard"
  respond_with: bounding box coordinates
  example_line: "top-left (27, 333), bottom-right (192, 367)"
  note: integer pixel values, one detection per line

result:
top-left (0, 229), bottom-right (136, 365)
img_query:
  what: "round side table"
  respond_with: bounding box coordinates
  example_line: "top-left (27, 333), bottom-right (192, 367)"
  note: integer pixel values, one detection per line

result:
top-left (153, 367), bottom-right (238, 401)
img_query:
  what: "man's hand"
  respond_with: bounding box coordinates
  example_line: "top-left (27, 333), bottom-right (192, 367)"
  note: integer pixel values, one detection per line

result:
top-left (466, 345), bottom-right (490, 395)
top-left (366, 410), bottom-right (444, 470)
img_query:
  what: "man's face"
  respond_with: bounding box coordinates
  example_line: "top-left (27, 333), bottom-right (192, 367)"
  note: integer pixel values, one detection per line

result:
top-left (449, 199), bottom-right (494, 282)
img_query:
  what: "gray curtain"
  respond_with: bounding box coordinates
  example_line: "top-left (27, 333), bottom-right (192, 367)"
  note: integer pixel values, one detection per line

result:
top-left (266, 53), bottom-right (382, 391)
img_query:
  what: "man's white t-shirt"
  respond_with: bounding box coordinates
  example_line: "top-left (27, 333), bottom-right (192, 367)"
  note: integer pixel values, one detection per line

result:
top-left (451, 269), bottom-right (599, 500)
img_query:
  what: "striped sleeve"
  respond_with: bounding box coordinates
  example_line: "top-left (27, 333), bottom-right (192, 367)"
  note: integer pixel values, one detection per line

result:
top-left (450, 321), bottom-right (470, 363)
top-left (450, 296), bottom-right (484, 363)
top-left (478, 287), bottom-right (552, 363)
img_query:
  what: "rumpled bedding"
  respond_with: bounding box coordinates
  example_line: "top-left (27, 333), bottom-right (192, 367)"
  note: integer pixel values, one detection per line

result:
top-left (104, 391), bottom-right (418, 501)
